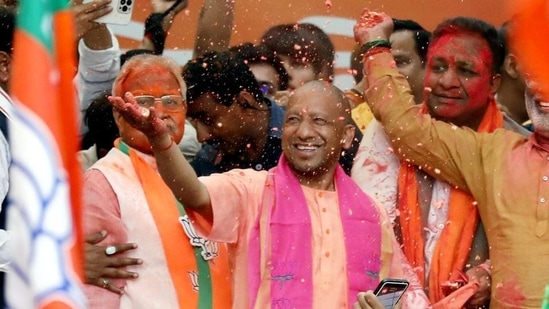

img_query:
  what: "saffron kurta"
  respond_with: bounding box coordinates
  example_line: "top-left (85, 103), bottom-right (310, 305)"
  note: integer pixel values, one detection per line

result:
top-left (190, 168), bottom-right (429, 308)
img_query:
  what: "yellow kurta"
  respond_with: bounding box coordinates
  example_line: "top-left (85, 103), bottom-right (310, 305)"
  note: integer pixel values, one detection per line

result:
top-left (364, 52), bottom-right (549, 308)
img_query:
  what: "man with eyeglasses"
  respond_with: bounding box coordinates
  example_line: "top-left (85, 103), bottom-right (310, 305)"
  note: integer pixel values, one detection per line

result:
top-left (81, 54), bottom-right (231, 307)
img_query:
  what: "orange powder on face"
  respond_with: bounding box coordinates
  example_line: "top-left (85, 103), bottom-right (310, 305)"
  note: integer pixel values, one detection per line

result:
top-left (512, 0), bottom-right (549, 99)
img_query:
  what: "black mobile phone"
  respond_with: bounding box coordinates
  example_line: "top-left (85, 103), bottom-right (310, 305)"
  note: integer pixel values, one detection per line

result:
top-left (373, 278), bottom-right (409, 309)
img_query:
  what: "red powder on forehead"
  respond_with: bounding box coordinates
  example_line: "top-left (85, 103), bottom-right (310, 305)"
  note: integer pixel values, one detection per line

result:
top-left (429, 32), bottom-right (493, 70)
top-left (425, 32), bottom-right (495, 104)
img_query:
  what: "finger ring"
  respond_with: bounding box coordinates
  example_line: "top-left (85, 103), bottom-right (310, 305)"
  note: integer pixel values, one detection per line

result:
top-left (105, 245), bottom-right (117, 256)
top-left (141, 107), bottom-right (150, 117)
top-left (101, 278), bottom-right (110, 289)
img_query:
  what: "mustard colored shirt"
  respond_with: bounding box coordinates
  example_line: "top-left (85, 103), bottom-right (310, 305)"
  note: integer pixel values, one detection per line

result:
top-left (364, 52), bottom-right (549, 309)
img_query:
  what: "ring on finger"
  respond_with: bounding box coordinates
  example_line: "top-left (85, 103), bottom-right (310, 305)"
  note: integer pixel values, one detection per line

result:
top-left (141, 107), bottom-right (150, 117)
top-left (105, 245), bottom-right (117, 256)
top-left (101, 278), bottom-right (110, 289)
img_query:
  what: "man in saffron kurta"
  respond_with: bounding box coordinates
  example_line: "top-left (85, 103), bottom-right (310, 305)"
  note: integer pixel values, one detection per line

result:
top-left (82, 54), bottom-right (231, 308)
top-left (195, 157), bottom-right (427, 308)
top-left (355, 11), bottom-right (549, 308)
top-left (109, 80), bottom-right (429, 308)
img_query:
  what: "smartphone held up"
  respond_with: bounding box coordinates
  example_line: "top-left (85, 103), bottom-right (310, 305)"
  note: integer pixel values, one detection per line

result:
top-left (82, 0), bottom-right (134, 25)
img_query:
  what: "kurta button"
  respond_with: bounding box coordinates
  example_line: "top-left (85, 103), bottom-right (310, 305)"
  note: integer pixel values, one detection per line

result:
top-left (541, 198), bottom-right (547, 203)
top-left (543, 176), bottom-right (549, 182)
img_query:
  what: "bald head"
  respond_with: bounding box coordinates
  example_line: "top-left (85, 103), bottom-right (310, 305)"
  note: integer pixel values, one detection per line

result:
top-left (289, 80), bottom-right (353, 125)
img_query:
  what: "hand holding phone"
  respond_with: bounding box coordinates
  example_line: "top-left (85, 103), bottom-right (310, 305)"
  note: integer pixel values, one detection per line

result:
top-left (373, 278), bottom-right (409, 309)
top-left (82, 0), bottom-right (135, 25)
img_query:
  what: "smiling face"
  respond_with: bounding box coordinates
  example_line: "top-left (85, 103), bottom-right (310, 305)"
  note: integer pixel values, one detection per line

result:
top-left (525, 79), bottom-right (549, 137)
top-left (281, 81), bottom-right (354, 182)
top-left (424, 32), bottom-right (499, 129)
top-left (114, 66), bottom-right (186, 154)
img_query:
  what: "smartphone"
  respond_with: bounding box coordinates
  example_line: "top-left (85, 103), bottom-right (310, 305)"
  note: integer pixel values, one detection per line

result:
top-left (82, 0), bottom-right (135, 25)
top-left (373, 278), bottom-right (409, 309)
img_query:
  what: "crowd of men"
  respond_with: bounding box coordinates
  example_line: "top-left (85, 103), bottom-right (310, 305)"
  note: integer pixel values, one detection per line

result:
top-left (1, 0), bottom-right (547, 308)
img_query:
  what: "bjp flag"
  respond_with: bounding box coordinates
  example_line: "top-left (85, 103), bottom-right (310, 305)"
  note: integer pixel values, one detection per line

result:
top-left (5, 0), bottom-right (86, 308)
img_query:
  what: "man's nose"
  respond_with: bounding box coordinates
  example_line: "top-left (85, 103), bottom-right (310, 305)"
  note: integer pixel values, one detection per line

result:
top-left (439, 69), bottom-right (461, 88)
top-left (295, 120), bottom-right (314, 139)
top-left (152, 100), bottom-right (169, 112)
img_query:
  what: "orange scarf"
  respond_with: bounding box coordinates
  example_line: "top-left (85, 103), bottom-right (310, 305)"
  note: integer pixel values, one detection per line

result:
top-left (398, 99), bottom-right (503, 302)
top-left (116, 140), bottom-right (232, 308)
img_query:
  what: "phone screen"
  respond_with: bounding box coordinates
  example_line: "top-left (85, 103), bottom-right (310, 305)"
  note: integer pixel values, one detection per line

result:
top-left (374, 279), bottom-right (409, 309)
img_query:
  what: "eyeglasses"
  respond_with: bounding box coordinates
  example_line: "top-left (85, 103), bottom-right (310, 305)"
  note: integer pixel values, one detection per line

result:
top-left (134, 95), bottom-right (185, 110)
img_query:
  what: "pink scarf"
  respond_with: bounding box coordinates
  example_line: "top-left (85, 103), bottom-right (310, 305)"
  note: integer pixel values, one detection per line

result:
top-left (248, 155), bottom-right (381, 307)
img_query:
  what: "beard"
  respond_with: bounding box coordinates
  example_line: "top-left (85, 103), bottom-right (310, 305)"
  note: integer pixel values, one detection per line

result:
top-left (525, 93), bottom-right (549, 137)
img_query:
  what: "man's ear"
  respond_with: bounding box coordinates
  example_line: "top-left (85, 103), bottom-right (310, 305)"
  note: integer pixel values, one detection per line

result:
top-left (503, 53), bottom-right (521, 79)
top-left (341, 124), bottom-right (355, 150)
top-left (236, 91), bottom-right (268, 111)
top-left (0, 51), bottom-right (11, 86)
top-left (490, 73), bottom-right (501, 95)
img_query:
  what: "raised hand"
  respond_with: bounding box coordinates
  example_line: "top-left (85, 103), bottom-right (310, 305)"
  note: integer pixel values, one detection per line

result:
top-left (71, 0), bottom-right (113, 42)
top-left (353, 9), bottom-right (393, 45)
top-left (109, 92), bottom-right (172, 147)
